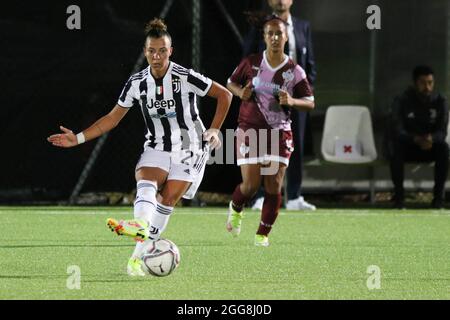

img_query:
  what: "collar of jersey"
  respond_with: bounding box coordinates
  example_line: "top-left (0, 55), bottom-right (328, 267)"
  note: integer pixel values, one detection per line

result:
top-left (149, 62), bottom-right (173, 82)
top-left (263, 51), bottom-right (289, 72)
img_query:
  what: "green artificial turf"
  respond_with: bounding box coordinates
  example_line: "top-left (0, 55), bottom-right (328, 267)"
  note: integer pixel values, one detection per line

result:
top-left (0, 207), bottom-right (449, 300)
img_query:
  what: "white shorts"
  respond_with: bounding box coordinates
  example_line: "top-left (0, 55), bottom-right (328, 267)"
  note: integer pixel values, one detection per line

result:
top-left (135, 147), bottom-right (209, 200)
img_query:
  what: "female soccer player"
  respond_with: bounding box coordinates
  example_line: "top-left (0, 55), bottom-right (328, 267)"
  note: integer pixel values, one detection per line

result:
top-left (48, 18), bottom-right (232, 275)
top-left (226, 15), bottom-right (314, 246)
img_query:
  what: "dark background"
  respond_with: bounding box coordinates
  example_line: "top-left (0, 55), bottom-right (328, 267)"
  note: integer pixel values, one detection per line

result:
top-left (1, 0), bottom-right (448, 203)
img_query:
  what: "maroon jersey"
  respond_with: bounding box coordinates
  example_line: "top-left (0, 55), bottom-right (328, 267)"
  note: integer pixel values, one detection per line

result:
top-left (228, 51), bottom-right (314, 131)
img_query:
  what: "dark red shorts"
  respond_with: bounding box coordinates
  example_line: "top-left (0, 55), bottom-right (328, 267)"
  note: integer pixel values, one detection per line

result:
top-left (235, 127), bottom-right (294, 166)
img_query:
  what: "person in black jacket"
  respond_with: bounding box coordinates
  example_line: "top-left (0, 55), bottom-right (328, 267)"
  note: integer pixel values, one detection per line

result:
top-left (389, 65), bottom-right (449, 209)
top-left (244, 0), bottom-right (317, 211)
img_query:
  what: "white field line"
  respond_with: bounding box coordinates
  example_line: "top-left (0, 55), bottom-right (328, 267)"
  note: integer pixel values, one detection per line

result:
top-left (0, 209), bottom-right (449, 217)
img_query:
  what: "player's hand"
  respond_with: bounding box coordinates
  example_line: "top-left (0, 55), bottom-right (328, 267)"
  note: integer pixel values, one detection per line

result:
top-left (278, 89), bottom-right (294, 107)
top-left (47, 126), bottom-right (78, 148)
top-left (240, 82), bottom-right (253, 101)
top-left (203, 128), bottom-right (222, 151)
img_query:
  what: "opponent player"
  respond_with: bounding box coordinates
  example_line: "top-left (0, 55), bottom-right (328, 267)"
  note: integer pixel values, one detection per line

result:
top-left (226, 15), bottom-right (314, 246)
top-left (48, 18), bottom-right (232, 275)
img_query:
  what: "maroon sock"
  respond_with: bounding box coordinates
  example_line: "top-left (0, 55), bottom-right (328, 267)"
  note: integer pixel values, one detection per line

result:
top-left (257, 193), bottom-right (282, 236)
top-left (231, 184), bottom-right (252, 213)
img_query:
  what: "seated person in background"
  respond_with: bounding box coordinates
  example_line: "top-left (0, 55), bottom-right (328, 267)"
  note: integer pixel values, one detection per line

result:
top-left (388, 65), bottom-right (449, 209)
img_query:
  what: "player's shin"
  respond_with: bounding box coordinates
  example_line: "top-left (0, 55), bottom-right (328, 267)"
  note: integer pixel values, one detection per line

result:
top-left (148, 203), bottom-right (174, 240)
top-left (131, 180), bottom-right (157, 259)
top-left (133, 180), bottom-right (158, 224)
top-left (257, 193), bottom-right (282, 236)
top-left (132, 240), bottom-right (153, 259)
top-left (131, 204), bottom-right (171, 259)
top-left (231, 184), bottom-right (253, 212)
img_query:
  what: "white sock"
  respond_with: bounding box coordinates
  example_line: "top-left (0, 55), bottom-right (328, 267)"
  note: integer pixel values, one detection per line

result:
top-left (148, 203), bottom-right (174, 240)
top-left (132, 240), bottom-right (154, 259)
top-left (133, 180), bottom-right (157, 225)
top-left (131, 180), bottom-right (157, 259)
top-left (132, 203), bottom-right (173, 259)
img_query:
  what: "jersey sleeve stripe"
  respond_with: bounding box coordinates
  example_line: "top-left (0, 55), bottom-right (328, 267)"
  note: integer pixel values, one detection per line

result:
top-left (172, 70), bottom-right (189, 77)
top-left (119, 79), bottom-right (133, 104)
top-left (172, 65), bottom-right (189, 76)
top-left (187, 73), bottom-right (209, 92)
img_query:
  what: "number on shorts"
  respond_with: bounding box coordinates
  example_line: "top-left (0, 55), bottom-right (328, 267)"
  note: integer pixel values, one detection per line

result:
top-left (180, 151), bottom-right (194, 165)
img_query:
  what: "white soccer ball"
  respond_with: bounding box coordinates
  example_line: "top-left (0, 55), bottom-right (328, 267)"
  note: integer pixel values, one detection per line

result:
top-left (140, 239), bottom-right (180, 277)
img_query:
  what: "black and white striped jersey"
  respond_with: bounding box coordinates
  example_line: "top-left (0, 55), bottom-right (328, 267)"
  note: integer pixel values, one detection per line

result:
top-left (117, 62), bottom-right (213, 152)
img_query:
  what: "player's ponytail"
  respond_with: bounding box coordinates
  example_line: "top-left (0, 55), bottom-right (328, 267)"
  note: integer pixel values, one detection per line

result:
top-left (145, 18), bottom-right (172, 42)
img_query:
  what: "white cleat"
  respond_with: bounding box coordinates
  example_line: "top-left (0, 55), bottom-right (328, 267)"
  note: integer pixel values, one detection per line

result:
top-left (226, 201), bottom-right (243, 237)
top-left (127, 258), bottom-right (145, 277)
top-left (286, 196), bottom-right (316, 211)
top-left (254, 234), bottom-right (270, 247)
top-left (251, 197), bottom-right (264, 211)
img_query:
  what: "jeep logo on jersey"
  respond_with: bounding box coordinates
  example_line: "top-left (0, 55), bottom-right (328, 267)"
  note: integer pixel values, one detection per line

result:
top-left (148, 98), bottom-right (176, 109)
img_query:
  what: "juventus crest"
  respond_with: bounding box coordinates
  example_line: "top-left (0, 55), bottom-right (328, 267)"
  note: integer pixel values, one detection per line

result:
top-left (172, 78), bottom-right (181, 93)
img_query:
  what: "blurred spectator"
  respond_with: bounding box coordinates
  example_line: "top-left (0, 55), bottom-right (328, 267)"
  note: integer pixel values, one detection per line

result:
top-left (388, 65), bottom-right (449, 209)
top-left (244, 0), bottom-right (317, 211)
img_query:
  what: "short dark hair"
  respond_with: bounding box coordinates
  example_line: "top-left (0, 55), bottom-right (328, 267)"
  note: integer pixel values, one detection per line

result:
top-left (413, 65), bottom-right (434, 82)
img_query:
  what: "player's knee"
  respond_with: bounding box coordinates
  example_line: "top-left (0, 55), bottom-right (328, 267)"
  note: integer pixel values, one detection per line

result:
top-left (159, 197), bottom-right (178, 207)
top-left (240, 182), bottom-right (260, 197)
top-left (264, 178), bottom-right (283, 194)
top-left (136, 180), bottom-right (157, 200)
top-left (265, 183), bottom-right (283, 194)
top-left (159, 189), bottom-right (185, 207)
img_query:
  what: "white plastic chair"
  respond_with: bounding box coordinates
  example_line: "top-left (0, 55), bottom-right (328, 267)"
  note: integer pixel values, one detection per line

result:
top-left (321, 105), bottom-right (377, 164)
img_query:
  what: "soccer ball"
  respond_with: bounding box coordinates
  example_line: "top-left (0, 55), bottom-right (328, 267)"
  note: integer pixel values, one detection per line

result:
top-left (140, 239), bottom-right (180, 277)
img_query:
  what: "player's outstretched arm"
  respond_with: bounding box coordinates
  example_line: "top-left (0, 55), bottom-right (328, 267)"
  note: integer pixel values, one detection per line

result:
top-left (47, 104), bottom-right (129, 148)
top-left (204, 81), bottom-right (233, 150)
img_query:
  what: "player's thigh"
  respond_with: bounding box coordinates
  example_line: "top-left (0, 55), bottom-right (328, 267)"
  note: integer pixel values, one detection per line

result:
top-left (159, 180), bottom-right (192, 207)
top-left (263, 162), bottom-right (287, 194)
top-left (240, 164), bottom-right (263, 193)
top-left (135, 148), bottom-right (171, 186)
top-left (136, 167), bottom-right (168, 187)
